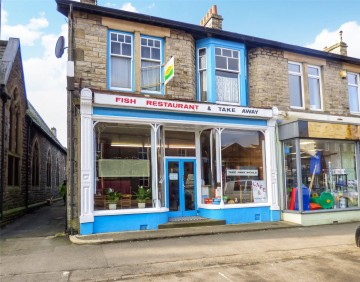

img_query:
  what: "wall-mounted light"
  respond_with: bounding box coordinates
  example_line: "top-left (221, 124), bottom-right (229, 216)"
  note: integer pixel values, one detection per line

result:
top-left (339, 70), bottom-right (347, 79)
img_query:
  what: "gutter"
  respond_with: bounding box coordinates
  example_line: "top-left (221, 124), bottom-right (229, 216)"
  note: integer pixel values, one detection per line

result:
top-left (55, 0), bottom-right (360, 65)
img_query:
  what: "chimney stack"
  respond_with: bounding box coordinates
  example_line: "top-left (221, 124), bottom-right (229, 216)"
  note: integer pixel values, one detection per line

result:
top-left (80, 0), bottom-right (97, 5)
top-left (323, 30), bottom-right (348, 56)
top-left (51, 127), bottom-right (57, 137)
top-left (200, 5), bottom-right (223, 30)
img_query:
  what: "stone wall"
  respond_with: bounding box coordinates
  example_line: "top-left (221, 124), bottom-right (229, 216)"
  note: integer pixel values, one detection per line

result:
top-left (248, 47), bottom-right (289, 110)
top-left (248, 47), bottom-right (354, 116)
top-left (164, 29), bottom-right (196, 100)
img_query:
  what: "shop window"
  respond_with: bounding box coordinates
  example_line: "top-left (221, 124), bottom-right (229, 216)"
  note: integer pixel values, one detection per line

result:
top-left (308, 65), bottom-right (322, 110)
top-left (221, 130), bottom-right (266, 205)
top-left (46, 150), bottom-right (52, 187)
top-left (94, 123), bottom-right (152, 211)
top-left (348, 72), bottom-right (360, 113)
top-left (288, 62), bottom-right (304, 109)
top-left (200, 129), bottom-right (267, 205)
top-left (164, 131), bottom-right (195, 157)
top-left (196, 38), bottom-right (247, 105)
top-left (284, 139), bottom-right (358, 211)
top-left (32, 141), bottom-right (40, 186)
top-left (283, 139), bottom-right (298, 210)
top-left (200, 129), bottom-right (218, 203)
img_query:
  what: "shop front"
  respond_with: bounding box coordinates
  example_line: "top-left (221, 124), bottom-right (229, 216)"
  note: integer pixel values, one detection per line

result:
top-left (79, 88), bottom-right (280, 235)
top-left (280, 120), bottom-right (360, 225)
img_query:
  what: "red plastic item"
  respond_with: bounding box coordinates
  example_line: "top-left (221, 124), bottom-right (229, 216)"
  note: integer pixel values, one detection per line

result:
top-left (289, 188), bottom-right (297, 210)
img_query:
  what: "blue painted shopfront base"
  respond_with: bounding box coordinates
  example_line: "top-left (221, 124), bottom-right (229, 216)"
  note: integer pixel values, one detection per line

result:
top-left (199, 206), bottom-right (280, 224)
top-left (80, 208), bottom-right (280, 235)
top-left (80, 212), bottom-right (168, 235)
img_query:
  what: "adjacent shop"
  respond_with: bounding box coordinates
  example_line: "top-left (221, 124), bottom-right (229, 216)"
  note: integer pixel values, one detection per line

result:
top-left (280, 120), bottom-right (360, 225)
top-left (79, 88), bottom-right (280, 234)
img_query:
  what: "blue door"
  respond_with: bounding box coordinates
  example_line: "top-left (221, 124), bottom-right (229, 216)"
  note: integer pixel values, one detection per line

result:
top-left (166, 159), bottom-right (196, 217)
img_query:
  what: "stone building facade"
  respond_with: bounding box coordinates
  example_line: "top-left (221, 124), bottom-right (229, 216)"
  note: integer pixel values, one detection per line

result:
top-left (0, 38), bottom-right (67, 224)
top-left (56, 0), bottom-right (360, 234)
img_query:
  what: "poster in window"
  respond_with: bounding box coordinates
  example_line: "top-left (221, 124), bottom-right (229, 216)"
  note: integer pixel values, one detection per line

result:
top-left (252, 180), bottom-right (267, 203)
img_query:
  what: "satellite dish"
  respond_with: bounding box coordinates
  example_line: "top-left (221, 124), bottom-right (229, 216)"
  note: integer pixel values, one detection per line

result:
top-left (55, 36), bottom-right (66, 58)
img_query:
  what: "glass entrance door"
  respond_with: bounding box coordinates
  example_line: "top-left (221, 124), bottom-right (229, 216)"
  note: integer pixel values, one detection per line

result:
top-left (166, 159), bottom-right (196, 217)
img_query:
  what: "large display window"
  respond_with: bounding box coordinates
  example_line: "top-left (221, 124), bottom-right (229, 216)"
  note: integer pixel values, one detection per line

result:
top-left (200, 129), bottom-right (267, 205)
top-left (94, 123), bottom-right (153, 210)
top-left (284, 139), bottom-right (359, 211)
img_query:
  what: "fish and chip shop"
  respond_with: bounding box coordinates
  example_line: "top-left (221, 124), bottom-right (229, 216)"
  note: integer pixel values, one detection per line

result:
top-left (79, 88), bottom-right (280, 234)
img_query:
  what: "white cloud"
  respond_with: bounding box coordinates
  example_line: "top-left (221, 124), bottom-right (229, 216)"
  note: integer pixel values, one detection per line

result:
top-left (1, 7), bottom-right (8, 25)
top-left (148, 3), bottom-right (155, 9)
top-left (23, 23), bottom-right (68, 147)
top-left (1, 8), bottom-right (48, 46)
top-left (306, 21), bottom-right (360, 59)
top-left (121, 2), bottom-right (138, 12)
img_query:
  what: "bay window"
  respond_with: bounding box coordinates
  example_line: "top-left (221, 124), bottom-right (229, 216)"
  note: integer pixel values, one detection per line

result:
top-left (196, 38), bottom-right (246, 105)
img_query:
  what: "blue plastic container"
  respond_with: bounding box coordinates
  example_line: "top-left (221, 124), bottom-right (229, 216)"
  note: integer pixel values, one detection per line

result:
top-left (294, 185), bottom-right (310, 211)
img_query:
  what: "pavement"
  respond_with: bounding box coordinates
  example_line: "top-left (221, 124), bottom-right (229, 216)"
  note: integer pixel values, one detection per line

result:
top-left (2, 200), bottom-right (356, 247)
top-left (70, 221), bottom-right (301, 245)
top-left (0, 199), bottom-right (66, 239)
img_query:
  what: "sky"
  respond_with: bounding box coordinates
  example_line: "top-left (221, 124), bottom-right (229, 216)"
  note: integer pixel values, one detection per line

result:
top-left (1, 0), bottom-right (360, 147)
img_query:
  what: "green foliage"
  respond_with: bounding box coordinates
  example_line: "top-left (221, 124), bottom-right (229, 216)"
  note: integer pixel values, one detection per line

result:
top-left (133, 186), bottom-right (151, 203)
top-left (106, 188), bottom-right (121, 204)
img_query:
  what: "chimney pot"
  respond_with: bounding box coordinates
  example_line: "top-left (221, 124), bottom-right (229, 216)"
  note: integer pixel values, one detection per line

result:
top-left (200, 5), bottom-right (223, 30)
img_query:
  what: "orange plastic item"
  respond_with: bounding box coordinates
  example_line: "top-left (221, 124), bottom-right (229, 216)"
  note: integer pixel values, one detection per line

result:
top-left (310, 202), bottom-right (322, 210)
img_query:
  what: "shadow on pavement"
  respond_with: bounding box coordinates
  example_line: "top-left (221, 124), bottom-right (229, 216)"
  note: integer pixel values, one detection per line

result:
top-left (0, 200), bottom-right (66, 239)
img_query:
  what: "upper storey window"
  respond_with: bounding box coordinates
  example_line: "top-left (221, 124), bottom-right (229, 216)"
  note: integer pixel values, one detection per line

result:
top-left (215, 47), bottom-right (240, 104)
top-left (288, 62), bottom-right (304, 109)
top-left (308, 65), bottom-right (322, 110)
top-left (141, 37), bottom-right (162, 93)
top-left (110, 32), bottom-right (133, 90)
top-left (348, 72), bottom-right (360, 113)
top-left (109, 30), bottom-right (164, 94)
top-left (196, 38), bottom-right (247, 106)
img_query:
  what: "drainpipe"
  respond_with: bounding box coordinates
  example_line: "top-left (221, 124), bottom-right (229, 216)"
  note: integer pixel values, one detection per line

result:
top-left (68, 4), bottom-right (75, 235)
top-left (0, 84), bottom-right (11, 220)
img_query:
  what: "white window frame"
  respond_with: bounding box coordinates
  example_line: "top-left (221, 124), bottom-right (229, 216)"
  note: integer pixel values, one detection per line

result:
top-left (215, 47), bottom-right (240, 105)
top-left (348, 72), bottom-right (360, 114)
top-left (109, 31), bottom-right (133, 91)
top-left (198, 48), bottom-right (207, 102)
top-left (307, 65), bottom-right (323, 111)
top-left (288, 61), bottom-right (305, 109)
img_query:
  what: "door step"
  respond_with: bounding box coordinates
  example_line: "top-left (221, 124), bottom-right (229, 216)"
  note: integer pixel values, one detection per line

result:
top-left (158, 217), bottom-right (226, 229)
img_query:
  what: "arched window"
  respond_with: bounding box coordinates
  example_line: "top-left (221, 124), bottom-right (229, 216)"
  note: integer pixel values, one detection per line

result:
top-left (7, 89), bottom-right (21, 187)
top-left (46, 150), bottom-right (52, 187)
top-left (56, 159), bottom-right (60, 187)
top-left (32, 141), bottom-right (40, 186)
